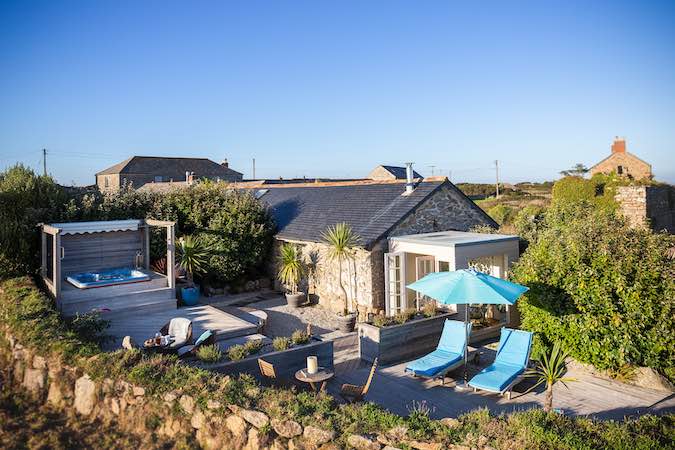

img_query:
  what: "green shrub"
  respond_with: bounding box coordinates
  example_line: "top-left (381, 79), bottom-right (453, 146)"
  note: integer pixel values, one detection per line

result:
top-left (394, 308), bottom-right (417, 325)
top-left (66, 312), bottom-right (111, 346)
top-left (226, 344), bottom-right (248, 361)
top-left (513, 201), bottom-right (675, 382)
top-left (291, 329), bottom-right (310, 345)
top-left (421, 301), bottom-right (438, 318)
top-left (197, 344), bottom-right (223, 363)
top-left (272, 337), bottom-right (291, 352)
top-left (487, 204), bottom-right (515, 225)
top-left (512, 204), bottom-right (546, 244)
top-left (244, 339), bottom-right (264, 354)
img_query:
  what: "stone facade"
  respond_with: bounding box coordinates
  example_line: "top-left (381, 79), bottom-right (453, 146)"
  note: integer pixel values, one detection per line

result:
top-left (273, 183), bottom-right (496, 316)
top-left (615, 185), bottom-right (675, 233)
top-left (590, 138), bottom-right (652, 180)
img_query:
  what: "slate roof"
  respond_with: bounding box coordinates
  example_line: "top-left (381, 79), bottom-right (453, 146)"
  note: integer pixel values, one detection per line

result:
top-left (257, 180), bottom-right (450, 249)
top-left (380, 165), bottom-right (423, 179)
top-left (96, 156), bottom-right (243, 179)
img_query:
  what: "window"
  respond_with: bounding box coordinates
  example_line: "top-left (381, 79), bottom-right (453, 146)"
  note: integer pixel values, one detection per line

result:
top-left (104, 177), bottom-right (109, 188)
top-left (617, 165), bottom-right (623, 175)
top-left (154, 176), bottom-right (163, 183)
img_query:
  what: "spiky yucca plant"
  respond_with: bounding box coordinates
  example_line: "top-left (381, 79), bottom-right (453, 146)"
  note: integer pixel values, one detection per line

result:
top-left (526, 341), bottom-right (576, 412)
top-left (176, 235), bottom-right (210, 288)
top-left (277, 243), bottom-right (303, 295)
top-left (321, 222), bottom-right (360, 315)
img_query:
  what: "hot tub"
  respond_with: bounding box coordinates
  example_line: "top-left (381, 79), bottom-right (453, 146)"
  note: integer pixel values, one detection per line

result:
top-left (66, 267), bottom-right (151, 289)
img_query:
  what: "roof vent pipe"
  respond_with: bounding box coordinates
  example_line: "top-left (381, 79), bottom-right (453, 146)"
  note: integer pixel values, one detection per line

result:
top-left (405, 162), bottom-right (415, 194)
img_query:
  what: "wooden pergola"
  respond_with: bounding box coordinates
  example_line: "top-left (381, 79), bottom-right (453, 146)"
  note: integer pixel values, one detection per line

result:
top-left (40, 219), bottom-right (176, 302)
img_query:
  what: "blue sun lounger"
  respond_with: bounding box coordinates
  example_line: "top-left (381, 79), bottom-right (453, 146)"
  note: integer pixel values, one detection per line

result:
top-left (405, 319), bottom-right (472, 385)
top-left (468, 328), bottom-right (533, 399)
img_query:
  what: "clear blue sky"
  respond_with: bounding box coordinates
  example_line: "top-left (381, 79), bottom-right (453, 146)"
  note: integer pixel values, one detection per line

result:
top-left (1, 1), bottom-right (674, 185)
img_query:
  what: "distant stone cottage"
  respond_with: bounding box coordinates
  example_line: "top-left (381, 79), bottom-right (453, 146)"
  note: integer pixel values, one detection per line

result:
top-left (96, 156), bottom-right (243, 192)
top-left (589, 138), bottom-right (652, 180)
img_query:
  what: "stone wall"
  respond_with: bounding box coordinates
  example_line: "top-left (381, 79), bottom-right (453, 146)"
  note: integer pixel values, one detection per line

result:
top-left (389, 183), bottom-right (496, 237)
top-left (273, 240), bottom-right (378, 317)
top-left (2, 330), bottom-right (341, 450)
top-left (615, 185), bottom-right (675, 233)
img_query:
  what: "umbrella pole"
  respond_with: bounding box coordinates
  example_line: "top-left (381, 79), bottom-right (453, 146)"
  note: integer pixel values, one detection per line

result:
top-left (464, 303), bottom-right (469, 385)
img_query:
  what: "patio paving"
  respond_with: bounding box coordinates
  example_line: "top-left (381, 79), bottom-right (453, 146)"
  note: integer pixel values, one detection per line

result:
top-left (327, 345), bottom-right (675, 420)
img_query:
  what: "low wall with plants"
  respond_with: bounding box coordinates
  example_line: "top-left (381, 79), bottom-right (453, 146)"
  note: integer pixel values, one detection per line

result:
top-left (1, 277), bottom-right (673, 449)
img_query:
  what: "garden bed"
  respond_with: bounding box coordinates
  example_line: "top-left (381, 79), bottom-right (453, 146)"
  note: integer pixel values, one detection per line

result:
top-left (359, 312), bottom-right (455, 365)
top-left (198, 337), bottom-right (334, 380)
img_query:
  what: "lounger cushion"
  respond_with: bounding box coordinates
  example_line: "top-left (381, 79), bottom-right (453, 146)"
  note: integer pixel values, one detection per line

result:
top-left (494, 328), bottom-right (532, 368)
top-left (406, 349), bottom-right (463, 377)
top-left (468, 362), bottom-right (524, 393)
top-left (167, 318), bottom-right (192, 349)
top-left (405, 319), bottom-right (470, 378)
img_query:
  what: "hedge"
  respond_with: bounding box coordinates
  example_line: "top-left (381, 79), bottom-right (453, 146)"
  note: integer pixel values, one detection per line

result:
top-left (512, 201), bottom-right (675, 382)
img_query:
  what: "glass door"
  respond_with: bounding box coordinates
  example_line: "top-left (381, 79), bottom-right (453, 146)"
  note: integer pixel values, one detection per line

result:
top-left (415, 256), bottom-right (435, 310)
top-left (384, 252), bottom-right (406, 316)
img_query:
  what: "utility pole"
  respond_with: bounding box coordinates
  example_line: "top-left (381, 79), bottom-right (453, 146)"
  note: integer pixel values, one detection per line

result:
top-left (429, 165), bottom-right (436, 176)
top-left (42, 148), bottom-right (47, 176)
top-left (494, 160), bottom-right (500, 198)
top-left (448, 170), bottom-right (452, 183)
top-left (252, 158), bottom-right (256, 180)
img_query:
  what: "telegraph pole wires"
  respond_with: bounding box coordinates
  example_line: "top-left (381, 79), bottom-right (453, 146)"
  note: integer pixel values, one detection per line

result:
top-left (494, 160), bottom-right (500, 198)
top-left (42, 148), bottom-right (47, 176)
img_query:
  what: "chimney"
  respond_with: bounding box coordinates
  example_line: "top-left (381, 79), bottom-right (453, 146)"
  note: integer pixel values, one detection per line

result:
top-left (405, 162), bottom-right (415, 195)
top-left (611, 137), bottom-right (626, 154)
top-left (221, 158), bottom-right (229, 168)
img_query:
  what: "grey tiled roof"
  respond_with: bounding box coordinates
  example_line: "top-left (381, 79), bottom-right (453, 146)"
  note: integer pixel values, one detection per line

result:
top-left (96, 156), bottom-right (243, 178)
top-left (258, 181), bottom-right (446, 248)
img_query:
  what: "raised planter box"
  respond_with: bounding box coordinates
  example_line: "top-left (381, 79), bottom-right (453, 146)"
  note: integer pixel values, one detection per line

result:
top-left (203, 338), bottom-right (334, 380)
top-left (358, 313), bottom-right (455, 365)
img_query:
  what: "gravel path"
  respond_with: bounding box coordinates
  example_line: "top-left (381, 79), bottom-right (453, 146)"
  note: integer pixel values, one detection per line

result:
top-left (234, 295), bottom-right (350, 340)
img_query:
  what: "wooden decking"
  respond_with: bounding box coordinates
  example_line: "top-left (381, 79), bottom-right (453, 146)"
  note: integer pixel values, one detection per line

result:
top-left (327, 345), bottom-right (675, 420)
top-left (103, 305), bottom-right (258, 351)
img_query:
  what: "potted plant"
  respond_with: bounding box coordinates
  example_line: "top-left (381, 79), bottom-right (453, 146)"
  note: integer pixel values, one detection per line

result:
top-left (176, 235), bottom-right (210, 306)
top-left (322, 222), bottom-right (360, 332)
top-left (277, 242), bottom-right (305, 308)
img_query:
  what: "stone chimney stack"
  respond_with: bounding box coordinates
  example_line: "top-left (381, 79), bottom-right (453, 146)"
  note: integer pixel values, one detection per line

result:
top-left (611, 137), bottom-right (626, 154)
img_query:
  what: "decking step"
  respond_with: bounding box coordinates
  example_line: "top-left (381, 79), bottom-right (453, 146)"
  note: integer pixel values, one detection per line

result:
top-left (61, 287), bottom-right (176, 317)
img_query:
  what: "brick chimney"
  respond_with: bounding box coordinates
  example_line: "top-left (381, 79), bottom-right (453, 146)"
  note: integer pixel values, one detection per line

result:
top-left (611, 137), bottom-right (626, 154)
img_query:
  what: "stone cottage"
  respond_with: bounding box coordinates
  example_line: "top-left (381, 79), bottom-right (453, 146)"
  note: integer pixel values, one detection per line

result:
top-left (96, 156), bottom-right (243, 192)
top-left (589, 137), bottom-right (652, 180)
top-left (254, 175), bottom-right (503, 317)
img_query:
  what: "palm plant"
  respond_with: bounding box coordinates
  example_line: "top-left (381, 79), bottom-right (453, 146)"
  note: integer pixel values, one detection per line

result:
top-left (277, 243), bottom-right (303, 295)
top-left (321, 222), bottom-right (360, 315)
top-left (525, 342), bottom-right (576, 412)
top-left (176, 235), bottom-right (210, 288)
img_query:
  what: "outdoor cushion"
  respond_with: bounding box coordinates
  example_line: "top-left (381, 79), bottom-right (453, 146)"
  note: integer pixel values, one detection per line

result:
top-left (494, 328), bottom-right (532, 368)
top-left (468, 362), bottom-right (524, 392)
top-left (405, 319), bottom-right (471, 378)
top-left (177, 330), bottom-right (213, 357)
top-left (468, 327), bottom-right (533, 393)
top-left (167, 317), bottom-right (192, 349)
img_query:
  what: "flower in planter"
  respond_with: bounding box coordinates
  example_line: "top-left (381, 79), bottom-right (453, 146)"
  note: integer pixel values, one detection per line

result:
top-left (291, 329), bottom-right (310, 345)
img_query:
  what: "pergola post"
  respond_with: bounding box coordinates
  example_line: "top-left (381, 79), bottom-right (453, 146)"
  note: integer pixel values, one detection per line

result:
top-left (167, 224), bottom-right (176, 294)
top-left (53, 232), bottom-right (61, 301)
top-left (144, 224), bottom-right (150, 270)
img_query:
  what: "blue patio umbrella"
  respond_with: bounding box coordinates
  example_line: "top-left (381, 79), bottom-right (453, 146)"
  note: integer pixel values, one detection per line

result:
top-left (407, 269), bottom-right (529, 388)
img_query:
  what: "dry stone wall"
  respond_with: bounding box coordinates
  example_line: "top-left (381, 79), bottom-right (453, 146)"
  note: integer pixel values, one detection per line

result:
top-left (616, 185), bottom-right (675, 233)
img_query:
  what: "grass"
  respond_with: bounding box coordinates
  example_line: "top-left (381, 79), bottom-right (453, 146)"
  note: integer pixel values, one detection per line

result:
top-left (196, 344), bottom-right (222, 363)
top-left (1, 277), bottom-right (674, 449)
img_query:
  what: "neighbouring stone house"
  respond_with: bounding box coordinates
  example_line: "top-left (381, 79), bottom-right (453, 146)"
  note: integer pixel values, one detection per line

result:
top-left (367, 164), bottom-right (423, 180)
top-left (255, 176), bottom-right (506, 317)
top-left (96, 156), bottom-right (243, 192)
top-left (589, 137), bottom-right (652, 180)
